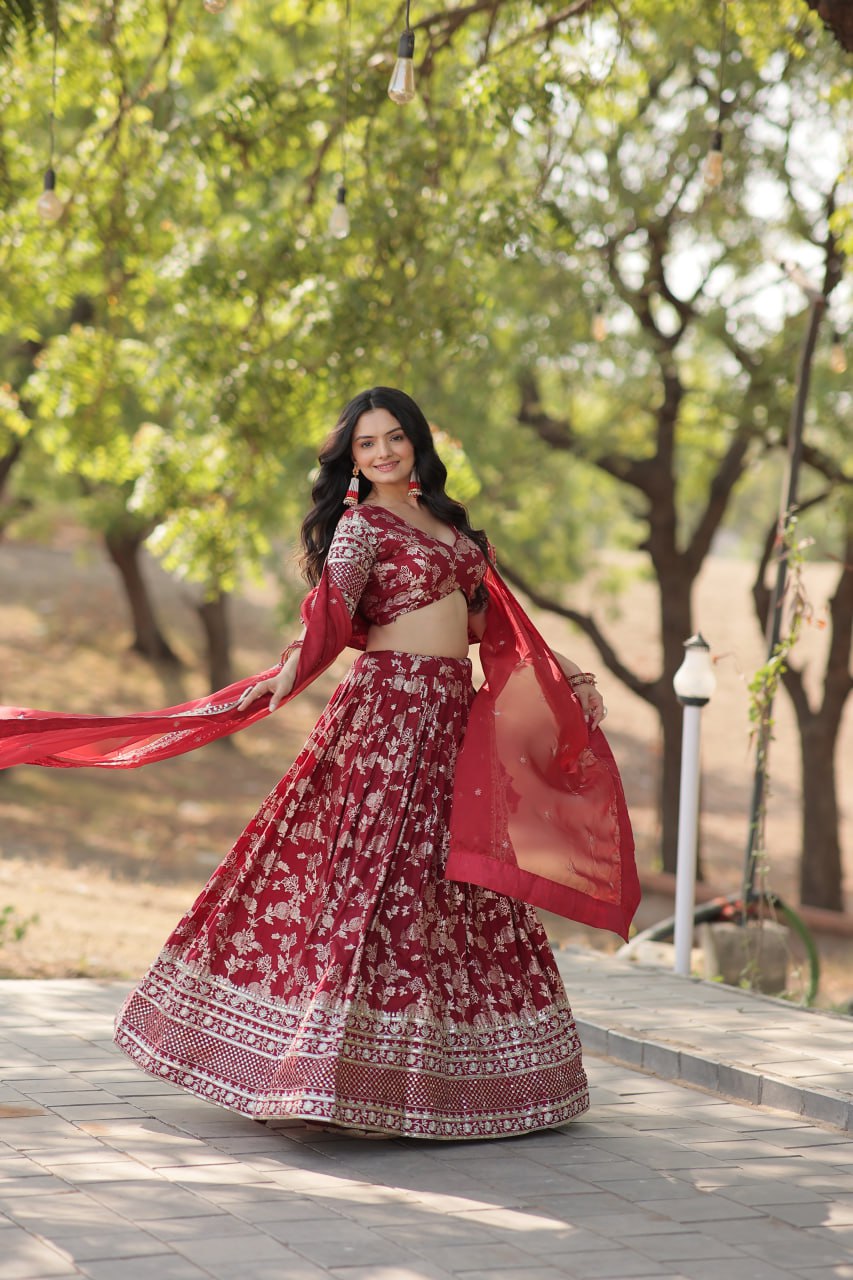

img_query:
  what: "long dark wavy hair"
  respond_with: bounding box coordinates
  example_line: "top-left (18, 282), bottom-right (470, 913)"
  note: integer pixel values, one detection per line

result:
top-left (300, 387), bottom-right (491, 587)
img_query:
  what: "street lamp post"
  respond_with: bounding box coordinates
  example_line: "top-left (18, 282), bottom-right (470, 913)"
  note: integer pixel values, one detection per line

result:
top-left (672, 635), bottom-right (717, 977)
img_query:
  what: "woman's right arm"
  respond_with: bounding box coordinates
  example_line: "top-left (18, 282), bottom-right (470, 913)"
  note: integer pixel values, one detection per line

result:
top-left (237, 511), bottom-right (377, 715)
top-left (236, 624), bottom-right (307, 713)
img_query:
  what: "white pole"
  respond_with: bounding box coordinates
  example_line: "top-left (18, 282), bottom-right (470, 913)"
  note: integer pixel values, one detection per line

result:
top-left (673, 703), bottom-right (703, 976)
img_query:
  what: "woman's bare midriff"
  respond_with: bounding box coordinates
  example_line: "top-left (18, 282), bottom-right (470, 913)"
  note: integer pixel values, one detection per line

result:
top-left (365, 590), bottom-right (471, 659)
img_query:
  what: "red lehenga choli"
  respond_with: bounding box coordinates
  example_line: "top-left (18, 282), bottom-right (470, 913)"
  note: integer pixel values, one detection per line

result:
top-left (0, 505), bottom-right (638, 1139)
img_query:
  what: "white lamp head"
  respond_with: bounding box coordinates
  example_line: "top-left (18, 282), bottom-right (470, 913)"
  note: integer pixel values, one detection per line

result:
top-left (673, 633), bottom-right (716, 705)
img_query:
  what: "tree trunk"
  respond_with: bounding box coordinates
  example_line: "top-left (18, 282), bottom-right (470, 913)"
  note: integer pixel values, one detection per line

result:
top-left (798, 719), bottom-right (844, 910)
top-left (103, 528), bottom-right (181, 664)
top-left (196, 591), bottom-right (234, 693)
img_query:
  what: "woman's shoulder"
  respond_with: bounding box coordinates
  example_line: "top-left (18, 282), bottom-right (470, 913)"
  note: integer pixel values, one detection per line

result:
top-left (332, 504), bottom-right (385, 544)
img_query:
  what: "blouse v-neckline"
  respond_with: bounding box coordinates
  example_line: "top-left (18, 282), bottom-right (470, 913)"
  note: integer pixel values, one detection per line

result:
top-left (362, 503), bottom-right (459, 550)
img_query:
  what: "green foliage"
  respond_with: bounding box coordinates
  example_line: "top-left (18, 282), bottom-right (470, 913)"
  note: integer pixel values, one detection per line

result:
top-left (0, 0), bottom-right (849, 607)
top-left (0, 903), bottom-right (38, 945)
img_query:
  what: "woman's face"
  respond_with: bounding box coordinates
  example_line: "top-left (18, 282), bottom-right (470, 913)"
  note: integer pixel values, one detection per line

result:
top-left (351, 408), bottom-right (416, 487)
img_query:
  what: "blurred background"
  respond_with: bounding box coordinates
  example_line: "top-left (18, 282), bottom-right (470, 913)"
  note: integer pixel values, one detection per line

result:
top-left (0, 0), bottom-right (850, 1005)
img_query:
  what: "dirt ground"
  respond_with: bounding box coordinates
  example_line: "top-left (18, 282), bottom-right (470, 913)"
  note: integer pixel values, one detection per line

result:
top-left (0, 536), bottom-right (850, 1010)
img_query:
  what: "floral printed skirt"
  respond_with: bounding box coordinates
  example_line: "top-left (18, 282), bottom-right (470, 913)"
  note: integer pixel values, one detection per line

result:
top-left (114, 651), bottom-right (589, 1139)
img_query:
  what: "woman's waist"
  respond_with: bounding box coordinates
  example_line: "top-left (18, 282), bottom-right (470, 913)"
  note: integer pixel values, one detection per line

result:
top-left (353, 650), bottom-right (472, 678)
top-left (362, 592), bottom-right (469, 656)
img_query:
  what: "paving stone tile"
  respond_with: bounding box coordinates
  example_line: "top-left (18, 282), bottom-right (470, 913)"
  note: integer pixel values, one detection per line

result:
top-left (289, 1226), bottom-right (418, 1269)
top-left (527, 1246), bottom-right (667, 1277)
top-left (414, 1242), bottom-right (543, 1272)
top-left (718, 1182), bottom-right (833, 1207)
top-left (0, 1229), bottom-right (76, 1278)
top-left (452, 1270), bottom-right (585, 1280)
top-left (227, 1196), bottom-right (339, 1224)
top-left (675, 1262), bottom-right (803, 1280)
top-left (84, 1181), bottom-right (218, 1221)
top-left (42, 1161), bottom-right (159, 1185)
top-left (377, 1222), bottom-right (512, 1251)
top-left (326, 1268), bottom-right (470, 1280)
top-left (631, 1231), bottom-right (743, 1262)
top-left (796, 1269), bottom-right (853, 1279)
top-left (769, 1201), bottom-right (853, 1229)
top-left (5, 1191), bottom-right (131, 1230)
top-left (210, 1261), bottom-right (331, 1280)
top-left (32, 1227), bottom-right (168, 1262)
top-left (79, 1257), bottom-right (212, 1280)
top-left (590, 1177), bottom-right (706, 1204)
top-left (631, 1196), bottom-right (762, 1224)
top-left (445, 1204), bottom-right (599, 1237)
top-left (173, 1230), bottom-right (304, 1265)
top-left (144, 1213), bottom-right (265, 1241)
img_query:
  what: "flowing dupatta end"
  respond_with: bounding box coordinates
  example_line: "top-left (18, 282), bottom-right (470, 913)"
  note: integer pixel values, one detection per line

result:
top-left (0, 571), bottom-right (354, 771)
top-left (446, 569), bottom-right (640, 941)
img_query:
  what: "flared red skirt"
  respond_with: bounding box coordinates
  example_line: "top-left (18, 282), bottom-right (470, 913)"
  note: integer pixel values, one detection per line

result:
top-left (115, 651), bottom-right (589, 1139)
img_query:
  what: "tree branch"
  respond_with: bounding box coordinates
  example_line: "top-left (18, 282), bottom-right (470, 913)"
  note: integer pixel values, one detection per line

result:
top-left (684, 428), bottom-right (755, 579)
top-left (517, 371), bottom-right (663, 496)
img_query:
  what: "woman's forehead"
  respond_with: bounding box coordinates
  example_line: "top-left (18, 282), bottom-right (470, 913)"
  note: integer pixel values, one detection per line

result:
top-left (352, 408), bottom-right (402, 439)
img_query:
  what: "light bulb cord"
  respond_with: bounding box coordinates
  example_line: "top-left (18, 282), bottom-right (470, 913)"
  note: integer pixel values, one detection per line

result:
top-left (404, 0), bottom-right (412, 33)
top-left (715, 0), bottom-right (728, 133)
top-left (339, 0), bottom-right (351, 185)
top-left (48, 3), bottom-right (59, 168)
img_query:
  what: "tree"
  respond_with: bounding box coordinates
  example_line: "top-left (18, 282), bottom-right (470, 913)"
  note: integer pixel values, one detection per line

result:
top-left (410, 4), bottom-right (851, 877)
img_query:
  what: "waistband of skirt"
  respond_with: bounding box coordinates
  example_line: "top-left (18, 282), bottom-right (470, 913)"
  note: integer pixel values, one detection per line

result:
top-left (352, 650), bottom-right (472, 678)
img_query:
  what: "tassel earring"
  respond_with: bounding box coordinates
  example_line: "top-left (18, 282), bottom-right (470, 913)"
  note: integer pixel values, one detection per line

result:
top-left (408, 467), bottom-right (422, 501)
top-left (343, 466), bottom-right (360, 508)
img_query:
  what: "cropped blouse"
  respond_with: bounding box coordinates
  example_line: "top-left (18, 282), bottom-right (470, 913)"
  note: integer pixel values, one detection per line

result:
top-left (323, 504), bottom-right (487, 628)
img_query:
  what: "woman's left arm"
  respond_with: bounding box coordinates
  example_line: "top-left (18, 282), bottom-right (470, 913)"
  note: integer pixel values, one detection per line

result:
top-left (552, 650), bottom-right (607, 732)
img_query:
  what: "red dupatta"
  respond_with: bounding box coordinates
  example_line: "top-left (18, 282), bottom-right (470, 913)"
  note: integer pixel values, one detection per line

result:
top-left (446, 568), bottom-right (638, 939)
top-left (0, 565), bottom-right (638, 938)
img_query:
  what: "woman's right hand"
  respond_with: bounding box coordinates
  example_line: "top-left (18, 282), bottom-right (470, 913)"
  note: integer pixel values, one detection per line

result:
top-left (237, 666), bottom-right (296, 714)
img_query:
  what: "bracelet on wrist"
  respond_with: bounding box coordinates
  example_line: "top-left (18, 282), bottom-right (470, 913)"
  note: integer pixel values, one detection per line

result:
top-left (568, 671), bottom-right (596, 688)
top-left (278, 639), bottom-right (304, 668)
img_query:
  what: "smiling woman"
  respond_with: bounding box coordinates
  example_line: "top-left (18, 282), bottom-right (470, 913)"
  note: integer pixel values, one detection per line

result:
top-left (0, 386), bottom-right (638, 1140)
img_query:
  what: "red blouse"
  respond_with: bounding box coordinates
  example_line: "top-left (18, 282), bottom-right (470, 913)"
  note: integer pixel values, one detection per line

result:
top-left (0, 506), bottom-right (639, 938)
top-left (323, 504), bottom-right (486, 624)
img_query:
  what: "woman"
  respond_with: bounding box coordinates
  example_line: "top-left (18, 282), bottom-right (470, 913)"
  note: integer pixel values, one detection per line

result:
top-left (0, 387), bottom-right (638, 1140)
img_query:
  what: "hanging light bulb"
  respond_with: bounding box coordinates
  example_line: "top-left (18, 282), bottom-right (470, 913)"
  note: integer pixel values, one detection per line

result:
top-left (37, 167), bottom-right (63, 223)
top-left (388, 31), bottom-right (415, 104)
top-left (829, 331), bottom-right (847, 375)
top-left (703, 2), bottom-right (727, 191)
top-left (329, 185), bottom-right (350, 239)
top-left (388, 0), bottom-right (415, 104)
top-left (704, 128), bottom-right (724, 190)
top-left (38, 11), bottom-right (63, 224)
top-left (592, 306), bottom-right (608, 343)
top-left (203, 0), bottom-right (228, 11)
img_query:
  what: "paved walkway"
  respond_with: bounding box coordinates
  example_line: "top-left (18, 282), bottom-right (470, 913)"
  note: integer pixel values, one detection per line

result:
top-left (556, 947), bottom-right (853, 1133)
top-left (1, 963), bottom-right (852, 1280)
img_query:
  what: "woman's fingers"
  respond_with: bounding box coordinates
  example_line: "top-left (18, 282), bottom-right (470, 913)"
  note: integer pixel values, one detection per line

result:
top-left (238, 681), bottom-right (268, 710)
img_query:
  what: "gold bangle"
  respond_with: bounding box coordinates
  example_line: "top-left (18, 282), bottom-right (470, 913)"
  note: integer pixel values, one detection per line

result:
top-left (568, 671), bottom-right (596, 688)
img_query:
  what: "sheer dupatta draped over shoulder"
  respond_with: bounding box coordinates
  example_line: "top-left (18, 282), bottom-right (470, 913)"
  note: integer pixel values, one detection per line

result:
top-left (0, 525), bottom-right (638, 939)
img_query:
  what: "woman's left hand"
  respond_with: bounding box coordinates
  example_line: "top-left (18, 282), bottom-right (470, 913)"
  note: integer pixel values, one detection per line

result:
top-left (573, 682), bottom-right (607, 732)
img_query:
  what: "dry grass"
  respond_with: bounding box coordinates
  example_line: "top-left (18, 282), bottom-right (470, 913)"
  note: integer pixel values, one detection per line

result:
top-left (1, 536), bottom-right (850, 1009)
